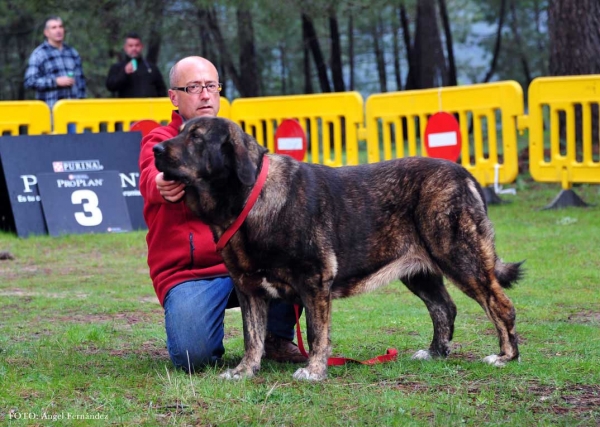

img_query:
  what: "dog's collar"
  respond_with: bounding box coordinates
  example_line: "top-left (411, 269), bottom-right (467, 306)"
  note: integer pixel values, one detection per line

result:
top-left (216, 156), bottom-right (270, 252)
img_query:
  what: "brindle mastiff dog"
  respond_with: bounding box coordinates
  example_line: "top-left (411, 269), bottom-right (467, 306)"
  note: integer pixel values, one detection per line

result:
top-left (153, 116), bottom-right (523, 381)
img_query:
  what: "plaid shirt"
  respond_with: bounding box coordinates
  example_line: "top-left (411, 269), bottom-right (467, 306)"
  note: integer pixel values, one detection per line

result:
top-left (24, 41), bottom-right (86, 109)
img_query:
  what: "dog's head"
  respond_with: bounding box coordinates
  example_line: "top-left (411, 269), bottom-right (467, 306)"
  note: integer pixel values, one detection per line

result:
top-left (153, 116), bottom-right (268, 188)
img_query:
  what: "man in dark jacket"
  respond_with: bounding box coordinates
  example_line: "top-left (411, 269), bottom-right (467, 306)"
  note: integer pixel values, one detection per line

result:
top-left (106, 32), bottom-right (167, 98)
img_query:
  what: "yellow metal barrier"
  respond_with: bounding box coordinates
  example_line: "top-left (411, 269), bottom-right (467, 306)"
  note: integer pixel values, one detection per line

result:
top-left (365, 81), bottom-right (525, 187)
top-left (0, 101), bottom-right (52, 136)
top-left (52, 97), bottom-right (231, 134)
top-left (528, 75), bottom-right (600, 189)
top-left (230, 92), bottom-right (364, 166)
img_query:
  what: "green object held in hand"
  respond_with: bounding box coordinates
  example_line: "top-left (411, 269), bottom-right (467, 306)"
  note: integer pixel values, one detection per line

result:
top-left (131, 59), bottom-right (137, 72)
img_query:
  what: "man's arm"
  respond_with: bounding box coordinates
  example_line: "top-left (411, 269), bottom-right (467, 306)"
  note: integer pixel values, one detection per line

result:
top-left (139, 129), bottom-right (185, 205)
top-left (106, 62), bottom-right (128, 92)
top-left (23, 49), bottom-right (56, 91)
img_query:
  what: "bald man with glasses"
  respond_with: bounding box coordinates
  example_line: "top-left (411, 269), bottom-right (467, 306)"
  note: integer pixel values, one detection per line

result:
top-left (138, 56), bottom-right (306, 373)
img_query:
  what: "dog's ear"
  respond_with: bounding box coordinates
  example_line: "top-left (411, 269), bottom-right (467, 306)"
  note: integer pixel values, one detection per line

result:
top-left (228, 123), bottom-right (268, 186)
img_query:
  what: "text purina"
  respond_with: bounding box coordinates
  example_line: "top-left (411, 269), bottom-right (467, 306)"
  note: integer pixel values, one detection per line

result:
top-left (56, 160), bottom-right (104, 172)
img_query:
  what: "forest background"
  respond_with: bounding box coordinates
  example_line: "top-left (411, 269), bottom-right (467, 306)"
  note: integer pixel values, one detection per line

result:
top-left (0, 0), bottom-right (599, 102)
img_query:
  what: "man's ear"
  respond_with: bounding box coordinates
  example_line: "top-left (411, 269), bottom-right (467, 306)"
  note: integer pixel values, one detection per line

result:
top-left (168, 89), bottom-right (179, 108)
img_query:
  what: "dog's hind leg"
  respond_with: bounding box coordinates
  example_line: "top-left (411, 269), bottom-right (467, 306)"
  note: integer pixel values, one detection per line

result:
top-left (401, 273), bottom-right (457, 361)
top-left (220, 290), bottom-right (268, 380)
top-left (442, 263), bottom-right (519, 366)
top-left (455, 277), bottom-right (518, 366)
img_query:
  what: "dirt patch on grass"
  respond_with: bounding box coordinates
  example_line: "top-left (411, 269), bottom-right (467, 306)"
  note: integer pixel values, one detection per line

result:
top-left (109, 340), bottom-right (169, 359)
top-left (381, 327), bottom-right (404, 335)
top-left (57, 311), bottom-right (161, 326)
top-left (0, 251), bottom-right (15, 260)
top-left (527, 382), bottom-right (600, 416)
top-left (560, 385), bottom-right (600, 412)
top-left (0, 288), bottom-right (89, 299)
top-left (567, 310), bottom-right (600, 325)
top-left (380, 377), bottom-right (600, 417)
top-left (75, 340), bottom-right (169, 361)
top-left (224, 327), bottom-right (242, 340)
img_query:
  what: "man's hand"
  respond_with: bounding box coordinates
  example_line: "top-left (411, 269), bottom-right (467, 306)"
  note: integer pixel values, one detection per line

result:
top-left (156, 172), bottom-right (185, 202)
top-left (56, 76), bottom-right (75, 87)
top-left (124, 60), bottom-right (135, 74)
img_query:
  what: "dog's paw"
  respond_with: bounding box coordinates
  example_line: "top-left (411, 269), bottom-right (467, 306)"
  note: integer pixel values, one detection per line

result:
top-left (292, 367), bottom-right (326, 381)
top-left (482, 354), bottom-right (506, 367)
top-left (220, 369), bottom-right (254, 380)
top-left (411, 350), bottom-right (432, 361)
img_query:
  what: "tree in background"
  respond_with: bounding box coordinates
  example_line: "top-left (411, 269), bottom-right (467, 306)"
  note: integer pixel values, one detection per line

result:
top-left (406, 0), bottom-right (448, 90)
top-left (1, 0), bottom-right (596, 101)
top-left (476, 0), bottom-right (548, 88)
top-left (548, 0), bottom-right (600, 76)
top-left (548, 0), bottom-right (600, 141)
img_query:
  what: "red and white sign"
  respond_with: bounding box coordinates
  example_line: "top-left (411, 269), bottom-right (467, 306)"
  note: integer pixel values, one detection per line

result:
top-left (424, 112), bottom-right (462, 162)
top-left (274, 119), bottom-right (307, 161)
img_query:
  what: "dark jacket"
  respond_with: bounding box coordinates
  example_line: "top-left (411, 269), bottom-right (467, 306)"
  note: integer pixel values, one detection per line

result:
top-left (106, 56), bottom-right (167, 98)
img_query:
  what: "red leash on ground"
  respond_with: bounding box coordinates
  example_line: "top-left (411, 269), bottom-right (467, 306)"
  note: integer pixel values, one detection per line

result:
top-left (293, 304), bottom-right (398, 366)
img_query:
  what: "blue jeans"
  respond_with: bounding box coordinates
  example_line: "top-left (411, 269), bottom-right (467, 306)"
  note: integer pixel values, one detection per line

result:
top-left (163, 277), bottom-right (298, 372)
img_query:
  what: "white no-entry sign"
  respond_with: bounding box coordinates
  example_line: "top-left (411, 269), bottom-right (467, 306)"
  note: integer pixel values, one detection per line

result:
top-left (274, 119), bottom-right (307, 161)
top-left (424, 112), bottom-right (462, 162)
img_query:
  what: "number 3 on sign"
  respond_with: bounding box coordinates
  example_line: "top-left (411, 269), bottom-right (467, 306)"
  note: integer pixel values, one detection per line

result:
top-left (71, 189), bottom-right (103, 226)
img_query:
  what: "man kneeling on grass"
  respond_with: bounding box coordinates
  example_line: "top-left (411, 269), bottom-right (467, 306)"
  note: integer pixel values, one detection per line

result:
top-left (138, 56), bottom-right (306, 372)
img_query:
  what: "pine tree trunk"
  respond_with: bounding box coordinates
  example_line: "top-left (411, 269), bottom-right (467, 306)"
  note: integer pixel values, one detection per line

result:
top-left (509, 0), bottom-right (532, 86)
top-left (348, 13), bottom-right (355, 91)
top-left (437, 0), bottom-right (457, 86)
top-left (482, 0), bottom-right (506, 83)
top-left (372, 13), bottom-right (387, 93)
top-left (302, 13), bottom-right (331, 93)
top-left (410, 0), bottom-right (447, 89)
top-left (237, 6), bottom-right (260, 97)
top-left (548, 0), bottom-right (600, 142)
top-left (392, 6), bottom-right (402, 91)
top-left (144, 0), bottom-right (165, 66)
top-left (203, 7), bottom-right (243, 96)
top-left (302, 16), bottom-right (314, 94)
top-left (400, 4), bottom-right (416, 90)
top-left (329, 8), bottom-right (345, 92)
top-left (548, 0), bottom-right (600, 76)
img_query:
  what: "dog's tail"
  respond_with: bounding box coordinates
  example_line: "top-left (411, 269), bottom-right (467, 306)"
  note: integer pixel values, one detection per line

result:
top-left (495, 260), bottom-right (525, 289)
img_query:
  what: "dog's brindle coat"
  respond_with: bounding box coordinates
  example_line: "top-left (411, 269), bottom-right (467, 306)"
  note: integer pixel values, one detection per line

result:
top-left (153, 116), bottom-right (522, 381)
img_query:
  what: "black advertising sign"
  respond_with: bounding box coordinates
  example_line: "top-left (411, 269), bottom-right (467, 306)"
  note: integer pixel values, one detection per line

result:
top-left (0, 132), bottom-right (145, 237)
top-left (37, 171), bottom-right (133, 237)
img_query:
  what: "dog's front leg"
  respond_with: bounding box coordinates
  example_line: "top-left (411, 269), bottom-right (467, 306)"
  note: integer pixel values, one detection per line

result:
top-left (293, 290), bottom-right (332, 381)
top-left (220, 289), bottom-right (267, 380)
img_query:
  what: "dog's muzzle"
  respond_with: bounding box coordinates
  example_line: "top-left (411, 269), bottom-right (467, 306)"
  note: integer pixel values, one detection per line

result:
top-left (153, 144), bottom-right (165, 156)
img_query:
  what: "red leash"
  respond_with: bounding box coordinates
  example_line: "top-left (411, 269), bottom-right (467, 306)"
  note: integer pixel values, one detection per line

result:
top-left (293, 304), bottom-right (398, 366)
top-left (216, 156), bottom-right (270, 251)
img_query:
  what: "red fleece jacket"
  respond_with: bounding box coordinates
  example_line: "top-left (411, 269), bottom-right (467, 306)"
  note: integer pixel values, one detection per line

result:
top-left (138, 111), bottom-right (228, 306)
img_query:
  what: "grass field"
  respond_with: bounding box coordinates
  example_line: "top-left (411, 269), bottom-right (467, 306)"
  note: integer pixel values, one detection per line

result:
top-left (1, 181), bottom-right (599, 426)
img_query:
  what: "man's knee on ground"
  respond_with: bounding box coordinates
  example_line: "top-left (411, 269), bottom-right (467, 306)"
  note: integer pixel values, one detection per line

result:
top-left (168, 339), bottom-right (224, 373)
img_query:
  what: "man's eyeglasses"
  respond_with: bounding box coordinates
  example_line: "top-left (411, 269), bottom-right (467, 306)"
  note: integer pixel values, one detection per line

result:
top-left (171, 83), bottom-right (222, 94)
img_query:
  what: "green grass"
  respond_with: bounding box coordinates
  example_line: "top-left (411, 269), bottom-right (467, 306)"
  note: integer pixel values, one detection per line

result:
top-left (1, 182), bottom-right (599, 426)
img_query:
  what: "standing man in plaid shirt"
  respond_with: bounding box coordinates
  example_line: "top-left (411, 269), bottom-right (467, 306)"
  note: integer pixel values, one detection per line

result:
top-left (24, 16), bottom-right (86, 109)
